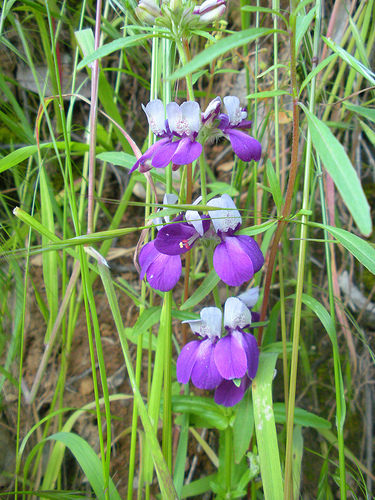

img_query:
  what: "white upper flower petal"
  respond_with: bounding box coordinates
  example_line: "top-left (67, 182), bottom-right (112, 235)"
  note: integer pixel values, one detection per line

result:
top-left (237, 286), bottom-right (259, 308)
top-left (185, 210), bottom-right (204, 236)
top-left (223, 96), bottom-right (243, 126)
top-left (143, 99), bottom-right (166, 136)
top-left (183, 307), bottom-right (222, 340)
top-left (167, 101), bottom-right (201, 136)
top-left (207, 194), bottom-right (242, 233)
top-left (224, 297), bottom-right (252, 330)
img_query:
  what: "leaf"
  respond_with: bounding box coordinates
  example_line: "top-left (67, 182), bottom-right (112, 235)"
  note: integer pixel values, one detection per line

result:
top-left (233, 390), bottom-right (254, 464)
top-left (343, 103), bottom-right (375, 123)
top-left (132, 306), bottom-right (161, 337)
top-left (301, 104), bottom-right (372, 236)
top-left (252, 353), bottom-right (284, 500)
top-left (97, 151), bottom-right (136, 169)
top-left (245, 90), bottom-right (292, 99)
top-left (295, 7), bottom-right (317, 51)
top-left (299, 54), bottom-right (336, 94)
top-left (241, 5), bottom-right (287, 25)
top-left (46, 432), bottom-right (121, 500)
top-left (180, 270), bottom-right (221, 310)
top-left (323, 36), bottom-right (375, 86)
top-left (169, 27), bottom-right (278, 81)
top-left (313, 222), bottom-right (375, 275)
top-left (266, 159), bottom-right (283, 214)
top-left (273, 403), bottom-right (331, 429)
top-left (77, 33), bottom-right (166, 70)
top-left (172, 395), bottom-right (229, 430)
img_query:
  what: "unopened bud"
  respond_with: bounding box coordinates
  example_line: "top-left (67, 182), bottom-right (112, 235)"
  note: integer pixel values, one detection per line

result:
top-left (136, 0), bottom-right (161, 24)
top-left (193, 0), bottom-right (226, 24)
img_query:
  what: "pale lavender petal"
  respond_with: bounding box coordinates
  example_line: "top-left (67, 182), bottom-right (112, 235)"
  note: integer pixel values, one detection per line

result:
top-left (183, 306), bottom-right (222, 340)
top-left (171, 137), bottom-right (202, 165)
top-left (207, 194), bottom-right (241, 233)
top-left (214, 331), bottom-right (247, 379)
top-left (166, 102), bottom-right (181, 135)
top-left (176, 340), bottom-right (202, 384)
top-left (180, 101), bottom-right (201, 135)
top-left (185, 209), bottom-right (204, 236)
top-left (202, 96), bottom-right (221, 123)
top-left (214, 377), bottom-right (251, 407)
top-left (224, 297), bottom-right (252, 330)
top-left (237, 286), bottom-right (259, 308)
top-left (226, 129), bottom-right (262, 162)
top-left (242, 333), bottom-right (259, 379)
top-left (213, 237), bottom-right (255, 286)
top-left (142, 99), bottom-right (166, 136)
top-left (152, 140), bottom-right (179, 168)
top-left (223, 96), bottom-right (243, 126)
top-left (190, 338), bottom-right (223, 389)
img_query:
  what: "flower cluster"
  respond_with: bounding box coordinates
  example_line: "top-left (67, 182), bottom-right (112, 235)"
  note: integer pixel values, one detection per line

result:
top-left (136, 0), bottom-right (226, 30)
top-left (130, 96), bottom-right (262, 174)
top-left (139, 194), bottom-right (264, 291)
top-left (176, 296), bottom-right (259, 406)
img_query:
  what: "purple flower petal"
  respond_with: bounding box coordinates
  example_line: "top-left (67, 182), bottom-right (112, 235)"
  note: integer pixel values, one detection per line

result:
top-left (190, 338), bottom-right (223, 389)
top-left (242, 332), bottom-right (259, 379)
top-left (139, 240), bottom-right (181, 291)
top-left (213, 237), bottom-right (255, 286)
top-left (171, 137), bottom-right (202, 165)
top-left (214, 377), bottom-right (251, 407)
top-left (226, 129), bottom-right (262, 162)
top-left (155, 221), bottom-right (198, 255)
top-left (152, 140), bottom-right (179, 168)
top-left (129, 138), bottom-right (171, 173)
top-left (235, 235), bottom-right (264, 274)
top-left (214, 331), bottom-right (247, 380)
top-left (176, 340), bottom-right (202, 384)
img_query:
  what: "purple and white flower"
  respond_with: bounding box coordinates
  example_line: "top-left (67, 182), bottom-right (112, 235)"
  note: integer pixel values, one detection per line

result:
top-left (130, 99), bottom-right (202, 173)
top-left (207, 194), bottom-right (264, 286)
top-left (218, 96), bottom-right (262, 162)
top-left (139, 196), bottom-right (210, 291)
top-left (176, 297), bottom-right (259, 406)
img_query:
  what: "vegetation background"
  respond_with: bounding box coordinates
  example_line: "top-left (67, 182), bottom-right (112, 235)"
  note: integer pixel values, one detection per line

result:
top-left (0, 0), bottom-right (375, 498)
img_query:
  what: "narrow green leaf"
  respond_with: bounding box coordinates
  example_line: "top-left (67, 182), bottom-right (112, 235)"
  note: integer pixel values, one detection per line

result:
top-left (299, 53), bottom-right (336, 94)
top-left (77, 33), bottom-right (165, 70)
top-left (359, 120), bottom-right (375, 146)
top-left (236, 219), bottom-right (278, 236)
top-left (323, 36), bottom-right (375, 85)
top-left (132, 306), bottom-right (161, 337)
top-left (46, 432), bottom-right (121, 500)
top-left (172, 395), bottom-right (229, 430)
top-left (273, 403), bottom-right (331, 429)
top-left (295, 7), bottom-right (316, 51)
top-left (301, 104), bottom-right (372, 236)
top-left (312, 222), bottom-right (375, 275)
top-left (233, 390), bottom-right (254, 464)
top-left (252, 353), bottom-right (283, 500)
top-left (266, 159), bottom-right (283, 214)
top-left (241, 5), bottom-right (287, 24)
top-left (292, 426), bottom-right (303, 500)
top-left (245, 90), bottom-right (292, 99)
top-left (343, 103), bottom-right (375, 123)
top-left (97, 151), bottom-right (136, 169)
top-left (169, 28), bottom-right (278, 80)
top-left (180, 270), bottom-right (221, 310)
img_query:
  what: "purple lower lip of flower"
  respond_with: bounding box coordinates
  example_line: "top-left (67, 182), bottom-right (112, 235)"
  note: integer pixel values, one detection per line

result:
top-left (213, 234), bottom-right (264, 287)
top-left (214, 329), bottom-right (248, 380)
top-left (177, 338), bottom-right (223, 390)
top-left (139, 240), bottom-right (182, 291)
top-left (214, 376), bottom-right (251, 407)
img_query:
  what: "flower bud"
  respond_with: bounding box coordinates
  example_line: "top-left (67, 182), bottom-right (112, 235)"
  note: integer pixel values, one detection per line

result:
top-left (193, 0), bottom-right (226, 24)
top-left (136, 0), bottom-right (161, 24)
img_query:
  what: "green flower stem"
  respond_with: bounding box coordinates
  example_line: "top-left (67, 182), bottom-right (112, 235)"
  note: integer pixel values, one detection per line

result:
top-left (162, 291), bottom-right (173, 471)
top-left (206, 247), bottom-right (221, 308)
top-left (224, 426), bottom-right (233, 492)
top-left (283, 3), bottom-right (328, 498)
